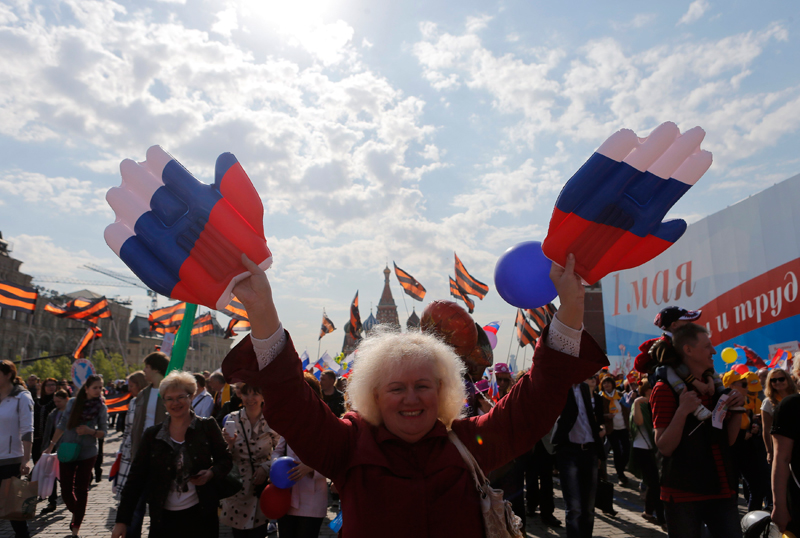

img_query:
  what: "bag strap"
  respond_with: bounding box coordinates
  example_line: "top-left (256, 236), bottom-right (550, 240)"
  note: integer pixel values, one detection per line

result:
top-left (447, 430), bottom-right (489, 491)
top-left (238, 413), bottom-right (258, 477)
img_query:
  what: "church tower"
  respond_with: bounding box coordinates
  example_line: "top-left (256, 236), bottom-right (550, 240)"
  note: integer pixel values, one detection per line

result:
top-left (376, 265), bottom-right (399, 327)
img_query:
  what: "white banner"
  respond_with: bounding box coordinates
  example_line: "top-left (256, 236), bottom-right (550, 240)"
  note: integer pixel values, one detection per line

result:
top-left (601, 173), bottom-right (800, 374)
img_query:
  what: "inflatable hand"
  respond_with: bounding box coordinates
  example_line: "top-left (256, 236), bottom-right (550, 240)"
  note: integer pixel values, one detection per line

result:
top-left (104, 146), bottom-right (272, 310)
top-left (542, 122), bottom-right (712, 285)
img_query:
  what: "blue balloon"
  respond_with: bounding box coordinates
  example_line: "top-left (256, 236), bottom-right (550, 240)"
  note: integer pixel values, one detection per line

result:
top-left (270, 456), bottom-right (298, 489)
top-left (494, 241), bottom-right (557, 309)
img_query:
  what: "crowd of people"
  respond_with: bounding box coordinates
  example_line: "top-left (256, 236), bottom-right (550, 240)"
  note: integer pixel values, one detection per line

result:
top-left (1, 255), bottom-right (800, 538)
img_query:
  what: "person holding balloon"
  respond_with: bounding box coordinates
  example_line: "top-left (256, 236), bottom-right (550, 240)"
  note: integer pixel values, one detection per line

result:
top-left (268, 372), bottom-right (331, 538)
top-left (222, 253), bottom-right (608, 537)
top-left (220, 382), bottom-right (280, 538)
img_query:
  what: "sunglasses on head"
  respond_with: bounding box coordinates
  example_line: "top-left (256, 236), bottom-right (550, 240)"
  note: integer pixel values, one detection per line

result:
top-left (771, 377), bottom-right (787, 383)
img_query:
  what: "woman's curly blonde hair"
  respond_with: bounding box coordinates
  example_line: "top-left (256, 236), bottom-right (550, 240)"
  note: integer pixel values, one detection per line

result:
top-left (346, 327), bottom-right (467, 428)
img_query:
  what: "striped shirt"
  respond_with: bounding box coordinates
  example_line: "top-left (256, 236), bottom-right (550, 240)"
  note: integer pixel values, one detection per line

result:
top-left (650, 382), bottom-right (734, 503)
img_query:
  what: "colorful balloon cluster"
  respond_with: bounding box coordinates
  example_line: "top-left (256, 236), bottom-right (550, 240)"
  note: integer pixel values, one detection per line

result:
top-left (259, 457), bottom-right (299, 519)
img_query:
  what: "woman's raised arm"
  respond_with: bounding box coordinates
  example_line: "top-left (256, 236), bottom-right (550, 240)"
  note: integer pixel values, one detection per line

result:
top-left (236, 254), bottom-right (281, 340)
top-left (224, 255), bottom-right (355, 483)
top-left (453, 254), bottom-right (607, 472)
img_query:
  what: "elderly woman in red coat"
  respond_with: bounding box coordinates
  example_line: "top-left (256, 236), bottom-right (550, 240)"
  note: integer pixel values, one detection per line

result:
top-left (223, 254), bottom-right (607, 538)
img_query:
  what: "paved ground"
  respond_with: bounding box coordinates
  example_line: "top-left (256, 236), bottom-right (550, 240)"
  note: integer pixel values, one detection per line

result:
top-left (2, 430), bottom-right (747, 537)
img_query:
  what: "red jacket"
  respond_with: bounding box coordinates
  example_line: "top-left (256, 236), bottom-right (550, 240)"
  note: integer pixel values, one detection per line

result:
top-left (223, 326), bottom-right (607, 537)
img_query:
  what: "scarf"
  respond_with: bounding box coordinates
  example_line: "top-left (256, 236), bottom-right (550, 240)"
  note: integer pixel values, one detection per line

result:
top-left (601, 390), bottom-right (621, 414)
top-left (80, 397), bottom-right (103, 423)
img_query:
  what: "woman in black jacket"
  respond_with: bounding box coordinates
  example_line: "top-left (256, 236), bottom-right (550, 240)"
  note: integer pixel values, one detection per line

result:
top-left (112, 371), bottom-right (233, 538)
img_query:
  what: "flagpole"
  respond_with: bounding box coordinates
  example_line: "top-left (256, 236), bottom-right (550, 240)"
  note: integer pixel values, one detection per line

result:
top-left (317, 339), bottom-right (321, 361)
top-left (506, 326), bottom-right (515, 362)
top-left (397, 281), bottom-right (410, 319)
top-left (88, 327), bottom-right (97, 362)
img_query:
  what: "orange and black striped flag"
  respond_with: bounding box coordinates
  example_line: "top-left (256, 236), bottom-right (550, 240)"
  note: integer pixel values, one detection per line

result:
top-left (73, 325), bottom-right (102, 359)
top-left (45, 296), bottom-right (112, 323)
top-left (454, 253), bottom-right (489, 299)
top-left (0, 280), bottom-right (38, 313)
top-left (148, 302), bottom-right (186, 334)
top-left (449, 276), bottom-right (475, 314)
top-left (349, 292), bottom-right (362, 340)
top-left (393, 262), bottom-right (426, 301)
top-left (223, 296), bottom-right (248, 322)
top-left (526, 303), bottom-right (557, 332)
top-left (319, 310), bottom-right (336, 340)
top-left (106, 393), bottom-right (132, 413)
top-left (191, 312), bottom-right (214, 336)
top-left (515, 309), bottom-right (540, 348)
top-left (224, 318), bottom-right (251, 338)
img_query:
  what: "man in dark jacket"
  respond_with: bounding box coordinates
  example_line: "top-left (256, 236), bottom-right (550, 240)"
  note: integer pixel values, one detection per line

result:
top-left (552, 379), bottom-right (604, 538)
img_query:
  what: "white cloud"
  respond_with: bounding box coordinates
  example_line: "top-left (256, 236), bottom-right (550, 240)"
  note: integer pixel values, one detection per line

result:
top-left (0, 171), bottom-right (112, 216)
top-left (8, 234), bottom-right (118, 279)
top-left (465, 14), bottom-right (493, 33)
top-left (678, 0), bottom-right (710, 26)
top-left (211, 6), bottom-right (238, 38)
top-left (611, 13), bottom-right (657, 31)
top-left (413, 19), bottom-right (799, 169)
top-left (361, 37), bottom-right (373, 48)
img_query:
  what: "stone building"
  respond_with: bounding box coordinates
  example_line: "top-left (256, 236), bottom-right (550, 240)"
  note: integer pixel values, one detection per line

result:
top-left (584, 282), bottom-right (606, 352)
top-left (406, 308), bottom-right (420, 330)
top-left (127, 314), bottom-right (231, 372)
top-left (362, 310), bottom-right (377, 336)
top-left (0, 232), bottom-right (231, 369)
top-left (376, 265), bottom-right (399, 327)
top-left (0, 237), bottom-right (132, 363)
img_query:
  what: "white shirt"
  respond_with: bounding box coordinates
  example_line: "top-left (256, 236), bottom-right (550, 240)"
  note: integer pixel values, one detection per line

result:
top-left (144, 387), bottom-right (160, 430)
top-left (632, 427), bottom-right (651, 449)
top-left (192, 390), bottom-right (214, 418)
top-left (567, 385), bottom-right (595, 445)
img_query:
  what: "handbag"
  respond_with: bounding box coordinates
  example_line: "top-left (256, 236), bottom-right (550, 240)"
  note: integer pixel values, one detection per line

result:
top-left (239, 414), bottom-right (268, 497)
top-left (31, 453), bottom-right (59, 498)
top-left (447, 431), bottom-right (524, 538)
top-left (0, 476), bottom-right (39, 521)
top-left (57, 442), bottom-right (81, 463)
top-left (595, 478), bottom-right (615, 513)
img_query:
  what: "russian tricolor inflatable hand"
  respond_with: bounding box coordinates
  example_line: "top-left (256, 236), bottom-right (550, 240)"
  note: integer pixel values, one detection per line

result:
top-left (104, 146), bottom-right (272, 310)
top-left (542, 122), bottom-right (712, 285)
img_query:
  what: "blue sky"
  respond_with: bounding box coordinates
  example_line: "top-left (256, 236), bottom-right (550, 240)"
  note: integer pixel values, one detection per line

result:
top-left (1, 0), bottom-right (799, 364)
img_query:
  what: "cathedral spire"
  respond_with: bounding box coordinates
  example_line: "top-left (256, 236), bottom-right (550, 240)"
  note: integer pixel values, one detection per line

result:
top-left (376, 265), bottom-right (399, 327)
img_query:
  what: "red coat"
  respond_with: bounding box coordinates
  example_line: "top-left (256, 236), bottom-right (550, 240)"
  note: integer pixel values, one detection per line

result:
top-left (223, 326), bottom-right (607, 538)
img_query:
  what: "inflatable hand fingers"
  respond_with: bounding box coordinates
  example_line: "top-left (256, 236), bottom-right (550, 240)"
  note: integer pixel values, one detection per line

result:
top-left (105, 146), bottom-right (271, 310)
top-left (542, 122), bottom-right (712, 284)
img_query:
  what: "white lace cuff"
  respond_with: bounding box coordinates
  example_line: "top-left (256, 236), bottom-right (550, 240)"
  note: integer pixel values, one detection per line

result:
top-left (251, 323), bottom-right (286, 370)
top-left (545, 314), bottom-right (583, 358)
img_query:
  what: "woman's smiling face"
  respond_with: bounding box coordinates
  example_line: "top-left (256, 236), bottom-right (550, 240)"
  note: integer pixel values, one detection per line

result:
top-left (375, 362), bottom-right (440, 444)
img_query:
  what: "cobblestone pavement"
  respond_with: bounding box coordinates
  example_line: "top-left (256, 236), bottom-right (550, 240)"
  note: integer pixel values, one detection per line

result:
top-left (2, 430), bottom-right (748, 537)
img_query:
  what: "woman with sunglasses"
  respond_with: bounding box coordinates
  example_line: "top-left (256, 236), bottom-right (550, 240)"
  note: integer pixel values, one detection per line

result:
top-left (762, 368), bottom-right (797, 466)
top-left (112, 371), bottom-right (232, 538)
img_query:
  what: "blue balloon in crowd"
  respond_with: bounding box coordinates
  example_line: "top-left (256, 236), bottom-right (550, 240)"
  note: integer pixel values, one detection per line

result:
top-left (494, 241), bottom-right (557, 309)
top-left (270, 457), bottom-right (298, 489)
